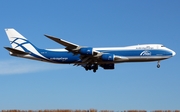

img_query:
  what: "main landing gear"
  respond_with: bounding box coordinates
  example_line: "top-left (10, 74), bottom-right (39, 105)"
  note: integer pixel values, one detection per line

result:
top-left (85, 64), bottom-right (98, 73)
top-left (157, 61), bottom-right (160, 68)
top-left (93, 64), bottom-right (98, 73)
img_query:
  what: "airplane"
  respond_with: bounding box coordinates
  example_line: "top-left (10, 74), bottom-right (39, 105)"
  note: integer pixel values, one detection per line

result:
top-left (4, 28), bottom-right (176, 73)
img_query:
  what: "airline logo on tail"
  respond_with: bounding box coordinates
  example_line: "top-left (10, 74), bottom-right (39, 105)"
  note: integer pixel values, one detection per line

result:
top-left (5, 29), bottom-right (48, 60)
top-left (10, 38), bottom-right (29, 52)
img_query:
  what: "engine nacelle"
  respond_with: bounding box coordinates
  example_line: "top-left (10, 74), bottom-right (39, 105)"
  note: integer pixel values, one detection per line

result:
top-left (101, 53), bottom-right (114, 61)
top-left (100, 64), bottom-right (115, 69)
top-left (79, 47), bottom-right (93, 55)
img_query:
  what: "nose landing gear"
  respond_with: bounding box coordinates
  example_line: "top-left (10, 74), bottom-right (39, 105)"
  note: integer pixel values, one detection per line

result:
top-left (157, 61), bottom-right (160, 68)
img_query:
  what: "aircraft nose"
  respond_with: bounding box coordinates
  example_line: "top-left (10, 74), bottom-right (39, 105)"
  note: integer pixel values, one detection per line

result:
top-left (172, 50), bottom-right (176, 56)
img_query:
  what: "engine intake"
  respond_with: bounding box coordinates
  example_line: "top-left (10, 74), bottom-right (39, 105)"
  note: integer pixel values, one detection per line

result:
top-left (101, 53), bottom-right (114, 61)
top-left (79, 47), bottom-right (93, 55)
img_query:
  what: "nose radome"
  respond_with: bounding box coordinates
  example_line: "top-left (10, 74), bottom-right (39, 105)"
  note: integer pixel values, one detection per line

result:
top-left (172, 50), bottom-right (176, 56)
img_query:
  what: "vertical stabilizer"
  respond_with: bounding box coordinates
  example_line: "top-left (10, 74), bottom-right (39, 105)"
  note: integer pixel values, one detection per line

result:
top-left (5, 28), bottom-right (28, 51)
top-left (5, 28), bottom-right (40, 53)
top-left (5, 28), bottom-right (47, 59)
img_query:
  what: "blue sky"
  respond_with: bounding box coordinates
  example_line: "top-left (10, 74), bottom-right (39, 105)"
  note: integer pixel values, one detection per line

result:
top-left (0, 0), bottom-right (180, 111)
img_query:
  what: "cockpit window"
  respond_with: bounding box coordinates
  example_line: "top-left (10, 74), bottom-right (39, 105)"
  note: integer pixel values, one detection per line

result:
top-left (161, 45), bottom-right (164, 47)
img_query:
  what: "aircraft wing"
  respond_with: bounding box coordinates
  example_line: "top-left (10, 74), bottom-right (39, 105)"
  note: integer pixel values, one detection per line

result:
top-left (44, 35), bottom-right (79, 49)
top-left (44, 35), bottom-right (128, 67)
top-left (45, 34), bottom-right (100, 55)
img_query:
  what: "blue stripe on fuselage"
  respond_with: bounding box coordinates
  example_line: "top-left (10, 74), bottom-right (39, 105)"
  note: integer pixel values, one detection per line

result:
top-left (98, 49), bottom-right (172, 57)
top-left (37, 49), bottom-right (80, 63)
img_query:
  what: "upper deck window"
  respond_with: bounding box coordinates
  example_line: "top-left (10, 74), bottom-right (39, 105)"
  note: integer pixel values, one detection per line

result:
top-left (136, 45), bottom-right (153, 49)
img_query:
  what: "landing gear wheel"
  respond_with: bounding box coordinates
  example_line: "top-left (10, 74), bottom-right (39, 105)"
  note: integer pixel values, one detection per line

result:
top-left (157, 64), bottom-right (160, 68)
top-left (85, 65), bottom-right (91, 71)
top-left (85, 67), bottom-right (88, 71)
top-left (93, 64), bottom-right (98, 73)
top-left (93, 69), bottom-right (96, 73)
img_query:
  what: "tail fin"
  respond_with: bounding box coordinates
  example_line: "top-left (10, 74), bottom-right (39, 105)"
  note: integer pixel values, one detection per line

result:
top-left (5, 28), bottom-right (38, 52)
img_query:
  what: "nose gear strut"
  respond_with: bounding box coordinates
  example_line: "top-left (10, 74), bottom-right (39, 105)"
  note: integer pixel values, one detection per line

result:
top-left (157, 61), bottom-right (160, 68)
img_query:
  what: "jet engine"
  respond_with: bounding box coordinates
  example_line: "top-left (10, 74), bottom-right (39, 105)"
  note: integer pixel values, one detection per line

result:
top-left (79, 47), bottom-right (93, 55)
top-left (101, 53), bottom-right (114, 61)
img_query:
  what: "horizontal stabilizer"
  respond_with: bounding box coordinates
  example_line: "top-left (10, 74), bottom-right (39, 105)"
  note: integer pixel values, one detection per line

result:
top-left (4, 47), bottom-right (30, 55)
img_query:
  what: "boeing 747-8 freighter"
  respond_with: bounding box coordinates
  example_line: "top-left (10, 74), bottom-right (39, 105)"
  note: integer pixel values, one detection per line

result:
top-left (4, 29), bottom-right (176, 72)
